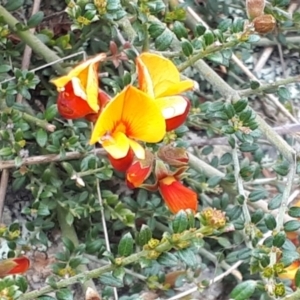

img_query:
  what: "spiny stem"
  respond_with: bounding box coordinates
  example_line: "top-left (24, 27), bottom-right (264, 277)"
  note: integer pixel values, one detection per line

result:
top-left (0, 5), bottom-right (64, 74)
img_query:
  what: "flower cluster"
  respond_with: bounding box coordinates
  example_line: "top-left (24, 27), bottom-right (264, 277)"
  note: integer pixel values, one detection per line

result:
top-left (51, 52), bottom-right (198, 214)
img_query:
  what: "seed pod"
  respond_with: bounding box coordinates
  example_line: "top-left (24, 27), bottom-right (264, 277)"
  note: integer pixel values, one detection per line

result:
top-left (253, 14), bottom-right (276, 34)
top-left (246, 0), bottom-right (265, 20)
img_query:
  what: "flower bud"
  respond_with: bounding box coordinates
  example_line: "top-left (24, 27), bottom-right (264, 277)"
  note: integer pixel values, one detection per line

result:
top-left (157, 145), bottom-right (189, 167)
top-left (246, 0), bottom-right (265, 20)
top-left (253, 14), bottom-right (276, 34)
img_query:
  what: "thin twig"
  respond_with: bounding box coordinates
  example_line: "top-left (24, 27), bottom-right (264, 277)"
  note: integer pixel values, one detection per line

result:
top-left (0, 169), bottom-right (9, 222)
top-left (0, 148), bottom-right (106, 170)
top-left (16, 0), bottom-right (42, 104)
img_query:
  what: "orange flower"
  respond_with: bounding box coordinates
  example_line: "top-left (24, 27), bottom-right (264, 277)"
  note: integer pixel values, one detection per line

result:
top-left (155, 160), bottom-right (198, 214)
top-left (51, 53), bottom-right (106, 119)
top-left (159, 176), bottom-right (198, 214)
top-left (0, 256), bottom-right (30, 278)
top-left (90, 85), bottom-right (166, 160)
top-left (136, 53), bottom-right (194, 131)
top-left (126, 150), bottom-right (154, 188)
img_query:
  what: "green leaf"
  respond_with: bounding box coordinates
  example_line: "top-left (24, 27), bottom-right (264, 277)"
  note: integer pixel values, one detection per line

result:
top-left (137, 224), bottom-right (152, 247)
top-left (66, 212), bottom-right (74, 226)
top-left (0, 65), bottom-right (12, 73)
top-left (239, 143), bottom-right (258, 152)
top-left (284, 220), bottom-right (300, 232)
top-left (220, 153), bottom-right (232, 165)
top-left (181, 39), bottom-right (193, 57)
top-left (177, 248), bottom-right (197, 267)
top-left (0, 147), bottom-right (12, 156)
top-left (36, 128), bottom-right (48, 147)
top-left (118, 233), bottom-right (134, 257)
top-left (273, 162), bottom-right (289, 176)
top-left (148, 23), bottom-right (165, 38)
top-left (295, 268), bottom-right (300, 288)
top-left (99, 273), bottom-right (124, 288)
top-left (249, 189), bottom-right (268, 202)
top-left (56, 288), bottom-right (73, 300)
top-left (288, 206), bottom-right (300, 218)
top-left (173, 21), bottom-right (187, 39)
top-left (218, 18), bottom-right (232, 32)
top-left (155, 29), bottom-right (173, 51)
top-left (273, 231), bottom-right (286, 247)
top-left (37, 297), bottom-right (56, 300)
top-left (280, 250), bottom-right (300, 266)
top-left (15, 276), bottom-right (28, 293)
top-left (27, 11), bottom-right (44, 27)
top-left (230, 280), bottom-right (257, 300)
top-left (268, 194), bottom-right (282, 210)
top-left (206, 52), bottom-right (223, 65)
top-left (195, 24), bottom-right (206, 36)
top-left (251, 209), bottom-right (264, 224)
top-left (277, 86), bottom-right (291, 101)
top-left (224, 103), bottom-right (235, 119)
top-left (62, 237), bottom-right (75, 253)
top-left (44, 104), bottom-right (58, 121)
top-left (207, 175), bottom-right (222, 187)
top-left (4, 0), bottom-right (24, 11)
top-left (250, 80), bottom-right (260, 89)
top-left (158, 252), bottom-right (179, 267)
top-left (172, 210), bottom-right (188, 233)
top-left (264, 214), bottom-right (276, 230)
top-left (203, 30), bottom-right (214, 45)
top-left (233, 98), bottom-right (248, 113)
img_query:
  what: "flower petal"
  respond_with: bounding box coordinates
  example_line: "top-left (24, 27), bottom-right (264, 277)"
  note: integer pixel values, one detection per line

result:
top-left (126, 150), bottom-right (154, 188)
top-left (102, 131), bottom-right (130, 159)
top-left (57, 81), bottom-right (95, 119)
top-left (51, 53), bottom-right (106, 90)
top-left (121, 86), bottom-right (166, 142)
top-left (108, 148), bottom-right (134, 172)
top-left (128, 139), bottom-right (146, 159)
top-left (137, 53), bottom-right (194, 97)
top-left (156, 96), bottom-right (191, 131)
top-left (90, 85), bottom-right (166, 145)
top-left (158, 176), bottom-right (198, 214)
top-left (0, 256), bottom-right (30, 278)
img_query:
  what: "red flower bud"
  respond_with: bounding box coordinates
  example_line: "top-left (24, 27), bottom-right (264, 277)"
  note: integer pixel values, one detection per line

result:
top-left (126, 150), bottom-right (154, 188)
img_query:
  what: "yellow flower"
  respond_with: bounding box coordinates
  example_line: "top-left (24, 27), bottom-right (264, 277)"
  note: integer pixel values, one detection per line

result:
top-left (136, 53), bottom-right (194, 131)
top-left (90, 85), bottom-right (166, 159)
top-left (51, 53), bottom-right (106, 113)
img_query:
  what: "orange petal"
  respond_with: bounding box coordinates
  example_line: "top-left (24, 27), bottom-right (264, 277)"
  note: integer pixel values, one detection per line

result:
top-left (0, 256), bottom-right (30, 277)
top-left (126, 150), bottom-right (154, 188)
top-left (158, 176), bottom-right (198, 214)
top-left (108, 148), bottom-right (134, 172)
top-left (136, 53), bottom-right (194, 98)
top-left (90, 86), bottom-right (166, 146)
top-left (57, 81), bottom-right (95, 119)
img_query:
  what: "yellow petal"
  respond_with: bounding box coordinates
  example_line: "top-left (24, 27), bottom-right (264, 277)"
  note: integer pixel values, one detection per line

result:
top-left (136, 55), bottom-right (155, 98)
top-left (85, 59), bottom-right (100, 112)
top-left (128, 139), bottom-right (145, 159)
top-left (155, 96), bottom-right (189, 119)
top-left (102, 131), bottom-right (130, 159)
top-left (50, 53), bottom-right (106, 112)
top-left (137, 53), bottom-right (194, 97)
top-left (90, 86), bottom-right (166, 149)
top-left (121, 86), bottom-right (166, 142)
